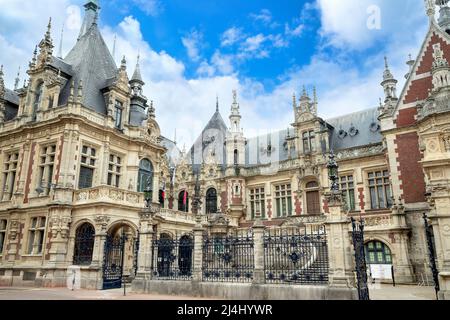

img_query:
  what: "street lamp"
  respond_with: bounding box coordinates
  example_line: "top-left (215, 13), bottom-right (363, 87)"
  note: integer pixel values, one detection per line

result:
top-left (144, 177), bottom-right (153, 208)
top-left (327, 150), bottom-right (339, 192)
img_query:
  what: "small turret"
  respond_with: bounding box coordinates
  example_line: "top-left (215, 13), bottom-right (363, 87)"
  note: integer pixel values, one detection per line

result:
top-left (381, 57), bottom-right (398, 102)
top-left (431, 42), bottom-right (450, 91)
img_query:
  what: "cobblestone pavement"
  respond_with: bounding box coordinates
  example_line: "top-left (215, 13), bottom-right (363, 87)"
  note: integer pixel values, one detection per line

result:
top-left (0, 284), bottom-right (437, 300)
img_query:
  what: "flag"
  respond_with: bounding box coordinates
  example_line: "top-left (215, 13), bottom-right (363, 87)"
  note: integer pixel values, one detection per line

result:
top-left (183, 189), bottom-right (187, 206)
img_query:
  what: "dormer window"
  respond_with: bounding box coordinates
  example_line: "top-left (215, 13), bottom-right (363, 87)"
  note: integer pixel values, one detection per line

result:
top-left (302, 130), bottom-right (315, 153)
top-left (114, 100), bottom-right (123, 129)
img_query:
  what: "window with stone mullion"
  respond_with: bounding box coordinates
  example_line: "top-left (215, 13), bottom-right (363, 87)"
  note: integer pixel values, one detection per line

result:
top-left (1, 152), bottom-right (19, 201)
top-left (114, 100), bottom-right (123, 129)
top-left (27, 217), bottom-right (46, 255)
top-left (37, 145), bottom-right (56, 195)
top-left (368, 170), bottom-right (393, 210)
top-left (0, 220), bottom-right (7, 254)
top-left (250, 188), bottom-right (265, 219)
top-left (275, 184), bottom-right (292, 217)
top-left (340, 175), bottom-right (356, 212)
top-left (107, 154), bottom-right (122, 188)
top-left (79, 146), bottom-right (97, 189)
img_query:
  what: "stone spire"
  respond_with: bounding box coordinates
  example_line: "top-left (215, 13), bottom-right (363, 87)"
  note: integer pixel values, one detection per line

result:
top-left (405, 54), bottom-right (415, 79)
top-left (437, 0), bottom-right (450, 33)
top-left (229, 90), bottom-right (241, 133)
top-left (216, 95), bottom-right (220, 112)
top-left (381, 56), bottom-right (398, 102)
top-left (58, 24), bottom-right (64, 58)
top-left (14, 67), bottom-right (21, 91)
top-left (425, 0), bottom-right (436, 19)
top-left (78, 0), bottom-right (100, 40)
top-left (131, 54), bottom-right (144, 84)
top-left (112, 34), bottom-right (117, 61)
top-left (36, 18), bottom-right (54, 67)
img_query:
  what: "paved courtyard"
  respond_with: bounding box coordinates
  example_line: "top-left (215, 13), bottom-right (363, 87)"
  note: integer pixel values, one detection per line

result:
top-left (0, 284), bottom-right (437, 300)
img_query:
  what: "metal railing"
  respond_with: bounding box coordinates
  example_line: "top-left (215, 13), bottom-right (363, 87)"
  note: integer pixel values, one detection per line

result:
top-left (202, 232), bottom-right (254, 283)
top-left (263, 225), bottom-right (329, 285)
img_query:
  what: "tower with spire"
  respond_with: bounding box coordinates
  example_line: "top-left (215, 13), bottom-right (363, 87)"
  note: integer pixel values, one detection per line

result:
top-left (380, 57), bottom-right (398, 109)
top-left (225, 90), bottom-right (246, 167)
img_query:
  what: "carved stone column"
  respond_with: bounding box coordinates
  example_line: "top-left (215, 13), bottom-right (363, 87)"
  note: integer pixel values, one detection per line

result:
top-left (47, 206), bottom-right (72, 266)
top-left (325, 191), bottom-right (356, 290)
top-left (428, 186), bottom-right (450, 300)
top-left (92, 215), bottom-right (110, 268)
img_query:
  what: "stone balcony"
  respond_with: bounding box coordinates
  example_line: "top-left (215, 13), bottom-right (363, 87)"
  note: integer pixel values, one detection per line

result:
top-left (73, 185), bottom-right (145, 208)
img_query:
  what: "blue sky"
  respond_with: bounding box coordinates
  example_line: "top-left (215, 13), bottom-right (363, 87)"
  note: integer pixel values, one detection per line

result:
top-left (0, 0), bottom-right (430, 147)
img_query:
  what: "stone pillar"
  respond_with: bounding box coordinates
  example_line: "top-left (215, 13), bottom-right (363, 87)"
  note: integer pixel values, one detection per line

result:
top-left (428, 195), bottom-right (450, 300)
top-left (47, 206), bottom-right (72, 267)
top-left (325, 191), bottom-right (356, 289)
top-left (192, 216), bottom-right (204, 282)
top-left (92, 215), bottom-right (110, 269)
top-left (252, 219), bottom-right (265, 284)
top-left (132, 210), bottom-right (155, 292)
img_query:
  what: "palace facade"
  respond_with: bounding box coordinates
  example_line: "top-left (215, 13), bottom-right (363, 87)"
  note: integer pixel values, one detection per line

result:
top-left (1, 0), bottom-right (450, 299)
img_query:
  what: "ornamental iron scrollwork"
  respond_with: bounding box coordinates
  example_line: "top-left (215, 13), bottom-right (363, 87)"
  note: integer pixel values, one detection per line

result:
top-left (351, 218), bottom-right (370, 300)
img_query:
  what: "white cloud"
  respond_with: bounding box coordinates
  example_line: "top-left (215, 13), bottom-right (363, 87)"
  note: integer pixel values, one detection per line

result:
top-left (249, 9), bottom-right (273, 24)
top-left (221, 27), bottom-right (244, 47)
top-left (285, 23), bottom-right (304, 37)
top-left (131, 0), bottom-right (163, 17)
top-left (181, 29), bottom-right (203, 62)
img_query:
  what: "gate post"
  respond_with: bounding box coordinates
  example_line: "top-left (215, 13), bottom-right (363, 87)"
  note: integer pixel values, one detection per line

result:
top-left (192, 215), bottom-right (204, 283)
top-left (252, 219), bottom-right (266, 284)
top-left (132, 209), bottom-right (155, 292)
top-left (324, 191), bottom-right (356, 290)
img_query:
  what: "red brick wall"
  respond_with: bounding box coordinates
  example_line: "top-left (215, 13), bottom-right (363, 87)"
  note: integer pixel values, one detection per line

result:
top-left (395, 132), bottom-right (426, 203)
top-left (358, 187), bottom-right (365, 211)
top-left (23, 142), bottom-right (37, 204)
top-left (322, 198), bottom-right (329, 214)
top-left (220, 191), bottom-right (227, 213)
top-left (395, 107), bottom-right (418, 128)
top-left (403, 33), bottom-right (450, 105)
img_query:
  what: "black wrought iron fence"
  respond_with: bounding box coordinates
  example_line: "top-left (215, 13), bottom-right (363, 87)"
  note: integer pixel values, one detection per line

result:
top-left (202, 231), bottom-right (254, 282)
top-left (151, 235), bottom-right (194, 280)
top-left (264, 225), bottom-right (329, 285)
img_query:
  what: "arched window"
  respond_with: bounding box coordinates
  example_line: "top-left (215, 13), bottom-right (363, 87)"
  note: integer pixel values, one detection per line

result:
top-left (365, 241), bottom-right (392, 265)
top-left (32, 81), bottom-right (44, 121)
top-left (73, 223), bottom-right (95, 266)
top-left (137, 159), bottom-right (153, 193)
top-left (305, 181), bottom-right (320, 215)
top-left (178, 190), bottom-right (189, 212)
top-left (234, 149), bottom-right (239, 165)
top-left (205, 188), bottom-right (217, 214)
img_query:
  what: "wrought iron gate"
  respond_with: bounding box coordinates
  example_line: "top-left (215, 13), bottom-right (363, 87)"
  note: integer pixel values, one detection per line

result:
top-left (102, 235), bottom-right (125, 290)
top-left (423, 213), bottom-right (440, 299)
top-left (351, 218), bottom-right (370, 300)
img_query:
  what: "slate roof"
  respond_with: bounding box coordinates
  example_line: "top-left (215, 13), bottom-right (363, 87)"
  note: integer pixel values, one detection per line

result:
top-left (189, 110), bottom-right (228, 170)
top-left (63, 22), bottom-right (117, 114)
top-left (327, 107), bottom-right (382, 151)
top-left (160, 136), bottom-right (182, 166)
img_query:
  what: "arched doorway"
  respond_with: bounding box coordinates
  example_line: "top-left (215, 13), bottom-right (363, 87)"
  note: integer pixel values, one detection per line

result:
top-left (305, 181), bottom-right (320, 215)
top-left (157, 233), bottom-right (174, 277)
top-left (178, 190), bottom-right (189, 212)
top-left (205, 188), bottom-right (217, 214)
top-left (178, 235), bottom-right (193, 276)
top-left (138, 158), bottom-right (154, 193)
top-left (365, 240), bottom-right (393, 282)
top-left (102, 223), bottom-right (137, 290)
top-left (73, 223), bottom-right (95, 266)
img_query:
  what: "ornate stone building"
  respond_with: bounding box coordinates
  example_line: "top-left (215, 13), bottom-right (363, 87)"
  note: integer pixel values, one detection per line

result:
top-left (0, 0), bottom-right (450, 299)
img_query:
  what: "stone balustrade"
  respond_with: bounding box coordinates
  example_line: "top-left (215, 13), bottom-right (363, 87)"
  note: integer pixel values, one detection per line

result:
top-left (73, 185), bottom-right (145, 207)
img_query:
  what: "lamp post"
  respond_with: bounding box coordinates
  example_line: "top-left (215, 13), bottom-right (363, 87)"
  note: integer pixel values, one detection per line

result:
top-left (327, 150), bottom-right (339, 193)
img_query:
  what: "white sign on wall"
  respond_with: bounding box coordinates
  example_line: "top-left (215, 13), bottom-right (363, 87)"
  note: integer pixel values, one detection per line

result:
top-left (369, 264), bottom-right (393, 280)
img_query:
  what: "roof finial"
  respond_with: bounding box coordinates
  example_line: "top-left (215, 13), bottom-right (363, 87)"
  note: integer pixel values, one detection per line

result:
top-left (58, 24), bottom-right (64, 58)
top-left (292, 92), bottom-right (297, 109)
top-left (216, 95), bottom-right (219, 112)
top-left (121, 55), bottom-right (127, 70)
top-left (174, 128), bottom-right (177, 145)
top-left (112, 34), bottom-right (117, 61)
top-left (46, 17), bottom-right (52, 40)
top-left (313, 86), bottom-right (317, 103)
top-left (425, 0), bottom-right (436, 19)
top-left (232, 89), bottom-right (237, 104)
top-left (0, 65), bottom-right (4, 94)
top-left (14, 66), bottom-right (21, 91)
